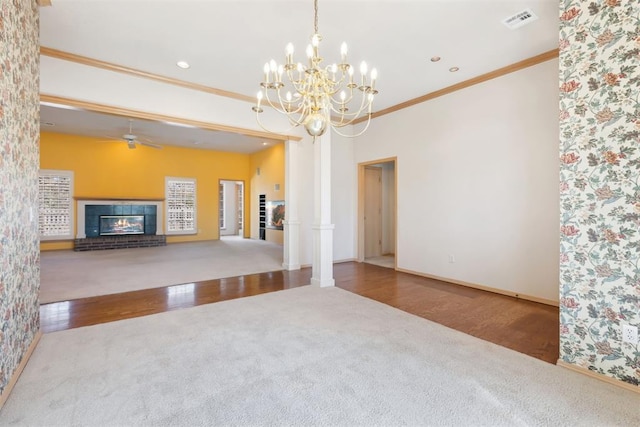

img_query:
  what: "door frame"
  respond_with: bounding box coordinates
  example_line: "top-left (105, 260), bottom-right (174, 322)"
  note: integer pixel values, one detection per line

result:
top-left (357, 157), bottom-right (397, 266)
top-left (218, 179), bottom-right (247, 238)
top-left (363, 165), bottom-right (383, 258)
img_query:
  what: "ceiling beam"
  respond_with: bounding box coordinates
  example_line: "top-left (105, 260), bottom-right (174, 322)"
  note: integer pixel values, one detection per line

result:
top-left (40, 94), bottom-right (301, 142)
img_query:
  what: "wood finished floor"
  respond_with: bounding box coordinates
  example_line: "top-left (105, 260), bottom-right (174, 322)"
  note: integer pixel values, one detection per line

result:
top-left (40, 261), bottom-right (560, 364)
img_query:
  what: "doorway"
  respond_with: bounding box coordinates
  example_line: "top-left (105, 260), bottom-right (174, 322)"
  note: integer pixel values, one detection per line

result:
top-left (358, 158), bottom-right (397, 269)
top-left (219, 180), bottom-right (244, 238)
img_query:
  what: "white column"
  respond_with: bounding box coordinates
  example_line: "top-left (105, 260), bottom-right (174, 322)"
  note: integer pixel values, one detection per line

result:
top-left (311, 132), bottom-right (335, 287)
top-left (282, 139), bottom-right (301, 270)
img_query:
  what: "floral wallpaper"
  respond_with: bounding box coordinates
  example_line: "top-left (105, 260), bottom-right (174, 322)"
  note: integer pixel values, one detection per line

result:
top-left (0, 1), bottom-right (40, 396)
top-left (559, 0), bottom-right (640, 386)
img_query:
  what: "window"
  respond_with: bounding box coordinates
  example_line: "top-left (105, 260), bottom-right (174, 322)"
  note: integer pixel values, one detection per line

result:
top-left (219, 183), bottom-right (225, 229)
top-left (39, 170), bottom-right (74, 240)
top-left (165, 177), bottom-right (197, 234)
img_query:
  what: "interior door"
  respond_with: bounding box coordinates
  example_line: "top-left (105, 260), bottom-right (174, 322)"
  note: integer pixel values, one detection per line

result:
top-left (364, 166), bottom-right (382, 258)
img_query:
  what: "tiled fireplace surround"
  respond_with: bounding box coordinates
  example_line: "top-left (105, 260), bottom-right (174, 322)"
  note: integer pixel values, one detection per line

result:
top-left (74, 199), bottom-right (166, 251)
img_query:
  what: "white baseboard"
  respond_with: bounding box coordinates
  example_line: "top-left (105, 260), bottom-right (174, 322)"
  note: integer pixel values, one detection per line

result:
top-left (557, 360), bottom-right (640, 394)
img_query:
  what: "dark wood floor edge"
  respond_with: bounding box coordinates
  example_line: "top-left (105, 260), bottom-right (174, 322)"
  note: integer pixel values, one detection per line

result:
top-left (0, 330), bottom-right (42, 409)
top-left (395, 267), bottom-right (559, 307)
top-left (39, 266), bottom-right (313, 307)
top-left (556, 360), bottom-right (640, 394)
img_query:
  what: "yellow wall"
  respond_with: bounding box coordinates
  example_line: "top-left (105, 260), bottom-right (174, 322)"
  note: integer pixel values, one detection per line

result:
top-left (250, 143), bottom-right (285, 245)
top-left (40, 131), bottom-right (251, 250)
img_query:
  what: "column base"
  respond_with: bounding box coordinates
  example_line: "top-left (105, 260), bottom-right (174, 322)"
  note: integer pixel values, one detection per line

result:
top-left (310, 277), bottom-right (335, 287)
top-left (282, 262), bottom-right (301, 271)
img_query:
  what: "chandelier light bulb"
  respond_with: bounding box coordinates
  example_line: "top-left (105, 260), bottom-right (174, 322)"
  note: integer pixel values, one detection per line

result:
top-left (348, 65), bottom-right (354, 76)
top-left (371, 68), bottom-right (378, 89)
top-left (311, 34), bottom-right (320, 47)
top-left (286, 91), bottom-right (292, 102)
top-left (269, 59), bottom-right (277, 73)
top-left (340, 42), bottom-right (348, 62)
top-left (263, 63), bottom-right (270, 82)
top-left (306, 44), bottom-right (313, 58)
top-left (340, 91), bottom-right (346, 102)
top-left (286, 43), bottom-right (294, 64)
top-left (360, 61), bottom-right (368, 75)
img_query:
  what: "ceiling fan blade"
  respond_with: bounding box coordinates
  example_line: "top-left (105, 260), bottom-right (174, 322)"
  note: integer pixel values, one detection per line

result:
top-left (138, 140), bottom-right (162, 149)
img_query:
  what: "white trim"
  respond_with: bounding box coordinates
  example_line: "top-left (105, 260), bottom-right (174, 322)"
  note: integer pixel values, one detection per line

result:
top-left (219, 182), bottom-right (225, 229)
top-left (76, 200), bottom-right (164, 239)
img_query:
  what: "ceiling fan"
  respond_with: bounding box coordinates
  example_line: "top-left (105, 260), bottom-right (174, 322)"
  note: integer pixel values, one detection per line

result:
top-left (118, 119), bottom-right (162, 149)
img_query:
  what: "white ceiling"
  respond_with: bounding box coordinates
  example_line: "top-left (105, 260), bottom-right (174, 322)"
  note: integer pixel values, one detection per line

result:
top-left (39, 0), bottom-right (559, 152)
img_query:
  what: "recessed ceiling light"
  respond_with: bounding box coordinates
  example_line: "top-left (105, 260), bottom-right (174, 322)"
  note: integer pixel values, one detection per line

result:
top-left (262, 142), bottom-right (268, 146)
top-left (192, 141), bottom-right (200, 145)
top-left (449, 67), bottom-right (460, 72)
top-left (430, 56), bottom-right (441, 62)
top-left (41, 122), bottom-right (55, 126)
top-left (176, 61), bottom-right (190, 69)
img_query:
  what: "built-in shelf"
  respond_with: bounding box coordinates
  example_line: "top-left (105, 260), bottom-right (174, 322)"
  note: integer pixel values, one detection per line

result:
top-left (259, 194), bottom-right (266, 240)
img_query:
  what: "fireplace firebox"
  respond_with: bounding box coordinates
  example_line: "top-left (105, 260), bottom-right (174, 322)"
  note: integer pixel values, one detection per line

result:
top-left (99, 215), bottom-right (145, 236)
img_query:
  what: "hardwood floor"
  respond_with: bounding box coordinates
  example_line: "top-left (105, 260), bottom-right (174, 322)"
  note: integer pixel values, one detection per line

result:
top-left (40, 261), bottom-right (559, 364)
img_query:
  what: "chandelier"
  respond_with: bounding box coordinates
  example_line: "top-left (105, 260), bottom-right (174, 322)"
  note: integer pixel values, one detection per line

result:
top-left (252, 0), bottom-right (378, 137)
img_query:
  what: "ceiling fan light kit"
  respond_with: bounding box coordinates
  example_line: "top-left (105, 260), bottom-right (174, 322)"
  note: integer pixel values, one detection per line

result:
top-left (253, 0), bottom-right (378, 138)
top-left (118, 119), bottom-right (162, 150)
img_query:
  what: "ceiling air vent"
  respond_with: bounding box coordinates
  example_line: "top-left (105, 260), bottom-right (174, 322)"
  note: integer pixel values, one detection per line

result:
top-left (502, 8), bottom-right (538, 30)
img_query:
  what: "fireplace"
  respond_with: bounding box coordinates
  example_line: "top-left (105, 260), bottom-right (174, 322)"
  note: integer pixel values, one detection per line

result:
top-left (99, 215), bottom-right (145, 236)
top-left (74, 199), bottom-right (166, 251)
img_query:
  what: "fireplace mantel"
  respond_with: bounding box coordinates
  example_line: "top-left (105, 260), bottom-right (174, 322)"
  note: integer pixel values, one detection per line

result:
top-left (75, 197), bottom-right (164, 201)
top-left (76, 199), bottom-right (164, 239)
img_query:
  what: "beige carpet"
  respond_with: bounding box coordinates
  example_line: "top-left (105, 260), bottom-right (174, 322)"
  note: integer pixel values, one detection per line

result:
top-left (2, 286), bottom-right (638, 426)
top-left (40, 237), bottom-right (283, 303)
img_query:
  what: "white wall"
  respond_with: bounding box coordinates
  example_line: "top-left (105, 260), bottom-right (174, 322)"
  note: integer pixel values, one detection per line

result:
top-left (295, 131), bottom-right (356, 267)
top-left (353, 59), bottom-right (560, 302)
top-left (296, 136), bottom-right (314, 266)
top-left (332, 132), bottom-right (357, 262)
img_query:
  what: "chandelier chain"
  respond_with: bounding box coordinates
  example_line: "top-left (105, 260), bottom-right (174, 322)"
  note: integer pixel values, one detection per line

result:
top-left (313, 0), bottom-right (319, 34)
